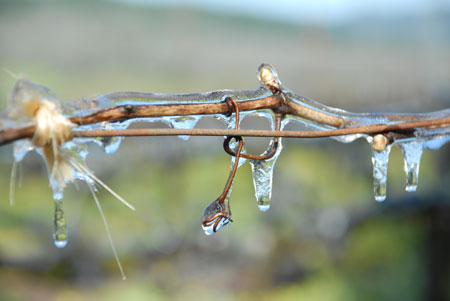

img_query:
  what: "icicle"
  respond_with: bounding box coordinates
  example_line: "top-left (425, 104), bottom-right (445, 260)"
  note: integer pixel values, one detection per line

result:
top-left (371, 143), bottom-right (392, 202)
top-left (250, 139), bottom-right (283, 211)
top-left (250, 159), bottom-right (272, 211)
top-left (9, 160), bottom-right (18, 206)
top-left (53, 198), bottom-right (68, 248)
top-left (248, 112), bottom-right (284, 212)
top-left (166, 115), bottom-right (201, 140)
top-left (399, 141), bottom-right (423, 192)
top-left (94, 122), bottom-right (126, 154)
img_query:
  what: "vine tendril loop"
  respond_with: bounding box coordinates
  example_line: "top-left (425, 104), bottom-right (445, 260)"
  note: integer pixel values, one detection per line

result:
top-left (201, 97), bottom-right (244, 234)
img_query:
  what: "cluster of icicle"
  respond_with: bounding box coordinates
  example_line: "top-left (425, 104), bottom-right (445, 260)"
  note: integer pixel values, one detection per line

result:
top-left (1, 64), bottom-right (449, 270)
top-left (3, 76), bottom-right (135, 279)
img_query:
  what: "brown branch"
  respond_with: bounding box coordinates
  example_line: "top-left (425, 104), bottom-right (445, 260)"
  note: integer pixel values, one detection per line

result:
top-left (73, 116), bottom-right (450, 139)
top-left (1, 65), bottom-right (449, 147)
top-left (71, 94), bottom-right (281, 125)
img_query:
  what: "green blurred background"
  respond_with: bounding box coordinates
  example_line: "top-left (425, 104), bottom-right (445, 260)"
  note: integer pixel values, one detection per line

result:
top-left (0, 0), bottom-right (449, 300)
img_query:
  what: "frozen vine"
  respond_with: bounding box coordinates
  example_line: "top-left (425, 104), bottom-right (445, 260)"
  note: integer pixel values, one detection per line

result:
top-left (0, 63), bottom-right (449, 277)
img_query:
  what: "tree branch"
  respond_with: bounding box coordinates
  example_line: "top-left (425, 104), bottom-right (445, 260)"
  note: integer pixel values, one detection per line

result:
top-left (1, 63), bottom-right (449, 147)
top-left (73, 116), bottom-right (450, 139)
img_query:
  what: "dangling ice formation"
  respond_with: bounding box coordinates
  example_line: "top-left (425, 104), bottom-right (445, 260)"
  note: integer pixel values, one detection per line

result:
top-left (400, 141), bottom-right (423, 192)
top-left (371, 146), bottom-right (391, 202)
top-left (165, 115), bottom-right (201, 140)
top-left (6, 76), bottom-right (134, 279)
top-left (1, 64), bottom-right (449, 251)
top-left (53, 198), bottom-right (67, 248)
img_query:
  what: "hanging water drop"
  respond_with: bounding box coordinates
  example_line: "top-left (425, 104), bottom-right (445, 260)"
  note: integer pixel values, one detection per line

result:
top-left (400, 141), bottom-right (423, 192)
top-left (102, 136), bottom-right (124, 154)
top-left (371, 145), bottom-right (391, 202)
top-left (167, 115), bottom-right (201, 140)
top-left (53, 199), bottom-right (68, 248)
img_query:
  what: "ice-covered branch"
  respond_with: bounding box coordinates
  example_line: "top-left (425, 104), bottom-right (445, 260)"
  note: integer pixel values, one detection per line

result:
top-left (1, 63), bottom-right (449, 261)
top-left (1, 63), bottom-right (449, 147)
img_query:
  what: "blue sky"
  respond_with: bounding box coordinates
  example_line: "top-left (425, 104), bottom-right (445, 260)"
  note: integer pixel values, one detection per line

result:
top-left (116, 0), bottom-right (450, 25)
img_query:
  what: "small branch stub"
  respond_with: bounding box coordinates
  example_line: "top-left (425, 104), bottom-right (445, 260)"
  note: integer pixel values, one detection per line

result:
top-left (372, 134), bottom-right (389, 152)
top-left (258, 63), bottom-right (281, 93)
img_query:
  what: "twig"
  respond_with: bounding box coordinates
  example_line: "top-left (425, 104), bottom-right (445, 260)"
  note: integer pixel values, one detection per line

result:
top-left (1, 63), bottom-right (449, 146)
top-left (72, 116), bottom-right (450, 139)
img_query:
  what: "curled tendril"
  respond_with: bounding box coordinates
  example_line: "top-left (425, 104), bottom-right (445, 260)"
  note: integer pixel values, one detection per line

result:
top-left (201, 97), bottom-right (242, 235)
top-left (201, 197), bottom-right (233, 235)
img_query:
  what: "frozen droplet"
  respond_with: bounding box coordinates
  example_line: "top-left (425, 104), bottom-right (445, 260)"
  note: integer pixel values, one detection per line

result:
top-left (371, 145), bottom-right (391, 202)
top-left (13, 139), bottom-right (34, 162)
top-left (400, 141), bottom-right (423, 192)
top-left (102, 136), bottom-right (124, 154)
top-left (201, 198), bottom-right (232, 235)
top-left (166, 115), bottom-right (201, 140)
top-left (53, 199), bottom-right (68, 248)
top-left (78, 122), bottom-right (128, 155)
top-left (250, 139), bottom-right (283, 211)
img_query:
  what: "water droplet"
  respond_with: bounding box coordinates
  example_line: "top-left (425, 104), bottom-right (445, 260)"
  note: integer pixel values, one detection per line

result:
top-left (371, 145), bottom-right (391, 202)
top-left (166, 115), bottom-right (201, 140)
top-left (53, 199), bottom-right (68, 248)
top-left (399, 141), bottom-right (423, 192)
top-left (250, 140), bottom-right (283, 211)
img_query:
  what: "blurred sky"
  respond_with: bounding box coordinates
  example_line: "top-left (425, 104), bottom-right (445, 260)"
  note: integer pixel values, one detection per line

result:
top-left (118, 0), bottom-right (450, 25)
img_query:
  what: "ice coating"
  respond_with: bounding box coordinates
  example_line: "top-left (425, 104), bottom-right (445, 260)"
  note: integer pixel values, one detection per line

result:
top-left (201, 197), bottom-right (232, 235)
top-left (88, 86), bottom-right (272, 110)
top-left (1, 64), bottom-right (450, 242)
top-left (8, 78), bottom-right (58, 163)
top-left (53, 199), bottom-right (68, 248)
top-left (371, 145), bottom-right (392, 202)
top-left (416, 126), bottom-right (450, 151)
top-left (8, 76), bottom-right (59, 120)
top-left (399, 141), bottom-right (423, 192)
